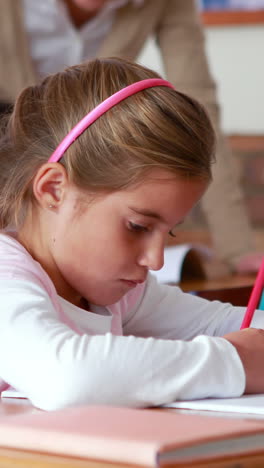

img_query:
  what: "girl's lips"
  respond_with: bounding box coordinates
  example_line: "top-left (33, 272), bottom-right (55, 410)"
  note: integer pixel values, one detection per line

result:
top-left (121, 279), bottom-right (145, 287)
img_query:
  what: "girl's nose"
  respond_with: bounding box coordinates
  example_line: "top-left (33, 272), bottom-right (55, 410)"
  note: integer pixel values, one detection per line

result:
top-left (137, 236), bottom-right (165, 271)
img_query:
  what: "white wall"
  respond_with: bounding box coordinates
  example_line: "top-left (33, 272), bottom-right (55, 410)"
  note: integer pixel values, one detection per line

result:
top-left (137, 25), bottom-right (264, 135)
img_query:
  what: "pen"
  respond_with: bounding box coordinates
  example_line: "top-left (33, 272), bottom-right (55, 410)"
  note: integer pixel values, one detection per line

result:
top-left (240, 258), bottom-right (264, 329)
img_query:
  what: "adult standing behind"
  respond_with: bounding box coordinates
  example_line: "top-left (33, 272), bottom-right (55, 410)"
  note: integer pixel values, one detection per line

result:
top-left (0, 0), bottom-right (261, 276)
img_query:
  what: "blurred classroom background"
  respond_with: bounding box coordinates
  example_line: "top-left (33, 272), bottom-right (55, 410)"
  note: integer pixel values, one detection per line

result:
top-left (138, 0), bottom-right (264, 252)
top-left (200, 0), bottom-right (264, 9)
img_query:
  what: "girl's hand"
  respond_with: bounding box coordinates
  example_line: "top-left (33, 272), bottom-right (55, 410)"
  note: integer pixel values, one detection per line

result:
top-left (224, 328), bottom-right (264, 394)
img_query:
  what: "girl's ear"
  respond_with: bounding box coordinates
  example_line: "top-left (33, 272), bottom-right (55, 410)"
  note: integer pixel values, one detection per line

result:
top-left (32, 163), bottom-right (68, 209)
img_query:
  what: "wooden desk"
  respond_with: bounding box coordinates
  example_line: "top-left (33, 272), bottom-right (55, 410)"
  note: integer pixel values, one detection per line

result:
top-left (2, 399), bottom-right (264, 468)
top-left (180, 273), bottom-right (256, 293)
top-left (180, 274), bottom-right (256, 306)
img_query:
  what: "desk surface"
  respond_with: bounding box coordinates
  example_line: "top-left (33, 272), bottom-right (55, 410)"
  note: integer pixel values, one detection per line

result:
top-left (1, 399), bottom-right (264, 468)
top-left (180, 273), bottom-right (256, 293)
top-left (180, 274), bottom-right (256, 306)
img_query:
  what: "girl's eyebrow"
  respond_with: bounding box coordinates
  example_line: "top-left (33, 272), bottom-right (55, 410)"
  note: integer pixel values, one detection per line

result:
top-left (129, 207), bottom-right (163, 221)
top-left (129, 207), bottom-right (185, 226)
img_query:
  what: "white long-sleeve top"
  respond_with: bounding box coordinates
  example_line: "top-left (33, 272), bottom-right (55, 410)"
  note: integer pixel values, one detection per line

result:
top-left (0, 233), bottom-right (263, 411)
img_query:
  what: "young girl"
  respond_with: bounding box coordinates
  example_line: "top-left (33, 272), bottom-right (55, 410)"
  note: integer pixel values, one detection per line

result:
top-left (0, 57), bottom-right (264, 411)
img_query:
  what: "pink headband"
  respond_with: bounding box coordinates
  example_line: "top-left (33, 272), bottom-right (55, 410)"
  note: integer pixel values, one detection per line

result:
top-left (48, 78), bottom-right (174, 163)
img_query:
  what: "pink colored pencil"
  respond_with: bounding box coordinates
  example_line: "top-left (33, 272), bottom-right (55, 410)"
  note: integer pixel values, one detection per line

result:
top-left (240, 258), bottom-right (264, 329)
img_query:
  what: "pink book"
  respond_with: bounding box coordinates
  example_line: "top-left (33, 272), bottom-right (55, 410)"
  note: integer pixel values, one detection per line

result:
top-left (1, 405), bottom-right (264, 465)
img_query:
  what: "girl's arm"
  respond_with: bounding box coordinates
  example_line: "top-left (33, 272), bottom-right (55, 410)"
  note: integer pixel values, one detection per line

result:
top-left (122, 274), bottom-right (249, 339)
top-left (0, 278), bottom-right (245, 410)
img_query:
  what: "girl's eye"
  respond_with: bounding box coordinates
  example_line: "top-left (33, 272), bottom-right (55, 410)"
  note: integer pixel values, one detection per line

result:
top-left (168, 230), bottom-right (177, 238)
top-left (128, 222), bottom-right (149, 233)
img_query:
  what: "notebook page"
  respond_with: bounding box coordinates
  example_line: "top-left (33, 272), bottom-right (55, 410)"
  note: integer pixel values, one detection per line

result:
top-left (163, 394), bottom-right (264, 415)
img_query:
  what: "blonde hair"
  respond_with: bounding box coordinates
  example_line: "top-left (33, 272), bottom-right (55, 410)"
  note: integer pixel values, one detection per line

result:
top-left (0, 57), bottom-right (215, 229)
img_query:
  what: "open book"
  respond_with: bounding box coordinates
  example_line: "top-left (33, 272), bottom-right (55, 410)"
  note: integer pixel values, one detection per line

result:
top-left (151, 244), bottom-right (211, 284)
top-left (2, 405), bottom-right (264, 466)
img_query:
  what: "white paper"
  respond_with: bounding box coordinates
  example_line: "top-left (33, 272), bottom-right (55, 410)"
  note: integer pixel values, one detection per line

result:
top-left (164, 394), bottom-right (264, 415)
